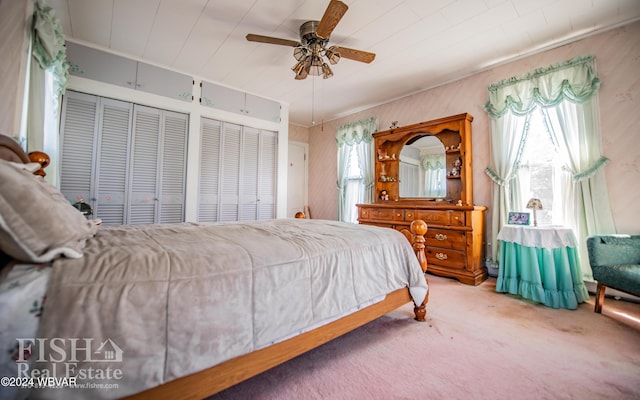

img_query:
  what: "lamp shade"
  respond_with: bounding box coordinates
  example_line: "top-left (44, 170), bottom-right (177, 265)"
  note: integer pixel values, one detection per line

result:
top-left (526, 198), bottom-right (543, 210)
top-left (526, 198), bottom-right (542, 227)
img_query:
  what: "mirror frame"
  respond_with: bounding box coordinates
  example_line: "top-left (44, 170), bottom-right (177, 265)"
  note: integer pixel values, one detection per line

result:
top-left (372, 113), bottom-right (474, 206)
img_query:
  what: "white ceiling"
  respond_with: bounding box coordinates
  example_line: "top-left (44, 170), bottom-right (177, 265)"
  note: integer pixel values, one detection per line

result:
top-left (48, 0), bottom-right (640, 127)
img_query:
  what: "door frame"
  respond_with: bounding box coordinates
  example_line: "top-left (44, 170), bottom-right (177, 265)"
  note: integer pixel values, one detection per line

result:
top-left (287, 141), bottom-right (309, 218)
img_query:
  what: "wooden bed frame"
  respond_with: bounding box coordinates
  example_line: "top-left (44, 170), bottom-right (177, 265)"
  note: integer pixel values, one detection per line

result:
top-left (0, 134), bottom-right (429, 400)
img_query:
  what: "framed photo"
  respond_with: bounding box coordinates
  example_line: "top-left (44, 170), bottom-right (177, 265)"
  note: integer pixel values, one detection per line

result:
top-left (507, 212), bottom-right (530, 225)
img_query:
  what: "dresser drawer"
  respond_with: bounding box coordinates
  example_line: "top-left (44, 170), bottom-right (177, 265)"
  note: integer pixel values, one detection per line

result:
top-left (426, 247), bottom-right (466, 270)
top-left (411, 210), bottom-right (465, 226)
top-left (426, 229), bottom-right (466, 250)
top-left (449, 211), bottom-right (465, 227)
top-left (361, 207), bottom-right (404, 222)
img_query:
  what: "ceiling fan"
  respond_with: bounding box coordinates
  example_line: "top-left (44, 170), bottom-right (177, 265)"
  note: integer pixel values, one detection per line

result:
top-left (246, 0), bottom-right (376, 80)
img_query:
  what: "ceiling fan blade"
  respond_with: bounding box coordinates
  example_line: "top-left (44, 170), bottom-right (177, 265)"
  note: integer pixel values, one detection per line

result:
top-left (316, 0), bottom-right (348, 39)
top-left (246, 34), bottom-right (300, 47)
top-left (334, 46), bottom-right (376, 64)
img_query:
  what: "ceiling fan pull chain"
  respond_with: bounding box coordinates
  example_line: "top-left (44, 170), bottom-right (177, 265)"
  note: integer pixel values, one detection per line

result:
top-left (311, 77), bottom-right (315, 125)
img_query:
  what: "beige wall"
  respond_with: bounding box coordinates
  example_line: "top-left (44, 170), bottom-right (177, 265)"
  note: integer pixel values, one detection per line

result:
top-left (308, 21), bottom-right (640, 238)
top-left (288, 123), bottom-right (310, 143)
top-left (0, 0), bottom-right (32, 138)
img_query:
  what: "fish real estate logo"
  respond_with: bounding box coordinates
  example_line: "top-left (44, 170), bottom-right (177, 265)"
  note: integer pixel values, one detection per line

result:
top-left (8, 337), bottom-right (125, 389)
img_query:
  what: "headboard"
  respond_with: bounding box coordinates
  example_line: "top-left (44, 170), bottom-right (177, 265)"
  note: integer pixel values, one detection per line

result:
top-left (0, 135), bottom-right (30, 164)
top-left (0, 135), bottom-right (50, 176)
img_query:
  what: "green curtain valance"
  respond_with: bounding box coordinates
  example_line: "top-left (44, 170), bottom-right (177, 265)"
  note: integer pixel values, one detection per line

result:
top-left (422, 154), bottom-right (445, 171)
top-left (32, 1), bottom-right (68, 97)
top-left (336, 117), bottom-right (377, 147)
top-left (484, 55), bottom-right (600, 119)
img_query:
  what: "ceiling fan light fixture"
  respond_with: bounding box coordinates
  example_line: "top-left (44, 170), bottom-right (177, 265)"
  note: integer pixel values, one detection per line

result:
top-left (325, 46), bottom-right (341, 65)
top-left (246, 1), bottom-right (376, 81)
top-left (292, 59), bottom-right (305, 74)
top-left (321, 62), bottom-right (333, 79)
top-left (308, 55), bottom-right (324, 76)
top-left (291, 58), bottom-right (308, 80)
top-left (293, 46), bottom-right (308, 61)
top-left (309, 41), bottom-right (323, 55)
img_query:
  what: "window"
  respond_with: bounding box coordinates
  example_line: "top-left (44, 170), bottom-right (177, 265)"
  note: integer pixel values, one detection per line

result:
top-left (336, 117), bottom-right (376, 223)
top-left (344, 145), bottom-right (364, 223)
top-left (516, 108), bottom-right (563, 226)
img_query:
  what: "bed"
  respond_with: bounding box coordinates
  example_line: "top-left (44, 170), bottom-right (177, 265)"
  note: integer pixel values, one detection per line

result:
top-left (0, 135), bottom-right (429, 400)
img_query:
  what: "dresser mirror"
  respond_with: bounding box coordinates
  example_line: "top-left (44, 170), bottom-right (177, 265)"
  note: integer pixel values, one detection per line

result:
top-left (399, 135), bottom-right (446, 199)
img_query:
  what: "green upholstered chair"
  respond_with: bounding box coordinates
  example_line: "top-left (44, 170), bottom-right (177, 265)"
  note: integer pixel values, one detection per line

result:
top-left (586, 235), bottom-right (640, 313)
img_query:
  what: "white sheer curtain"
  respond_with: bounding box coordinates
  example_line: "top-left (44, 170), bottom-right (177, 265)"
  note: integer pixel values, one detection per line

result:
top-left (484, 113), bottom-right (528, 266)
top-left (484, 55), bottom-right (616, 278)
top-left (422, 153), bottom-right (446, 198)
top-left (336, 117), bottom-right (377, 222)
top-left (542, 99), bottom-right (615, 279)
top-left (27, 2), bottom-right (68, 185)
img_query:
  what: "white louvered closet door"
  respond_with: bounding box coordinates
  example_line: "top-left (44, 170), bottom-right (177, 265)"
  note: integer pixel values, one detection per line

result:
top-left (129, 106), bottom-right (161, 224)
top-left (128, 106), bottom-right (188, 224)
top-left (198, 119), bottom-right (222, 222)
top-left (95, 98), bottom-right (133, 224)
top-left (59, 92), bottom-right (133, 225)
top-left (239, 127), bottom-right (260, 221)
top-left (59, 92), bottom-right (99, 209)
top-left (258, 130), bottom-right (277, 219)
top-left (197, 118), bottom-right (277, 222)
top-left (159, 112), bottom-right (188, 223)
top-left (219, 123), bottom-right (242, 222)
top-left (60, 90), bottom-right (187, 225)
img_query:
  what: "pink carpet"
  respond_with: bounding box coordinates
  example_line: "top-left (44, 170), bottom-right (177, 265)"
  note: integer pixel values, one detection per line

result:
top-left (209, 275), bottom-right (640, 400)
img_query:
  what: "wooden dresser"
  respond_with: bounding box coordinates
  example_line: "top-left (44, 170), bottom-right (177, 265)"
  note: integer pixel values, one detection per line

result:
top-left (357, 113), bottom-right (488, 285)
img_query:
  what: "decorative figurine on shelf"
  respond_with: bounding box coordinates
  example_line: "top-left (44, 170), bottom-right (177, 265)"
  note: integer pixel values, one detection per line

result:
top-left (450, 157), bottom-right (462, 176)
top-left (380, 163), bottom-right (387, 178)
top-left (390, 121), bottom-right (399, 129)
top-left (379, 190), bottom-right (389, 201)
top-left (377, 148), bottom-right (388, 160)
top-left (456, 200), bottom-right (463, 206)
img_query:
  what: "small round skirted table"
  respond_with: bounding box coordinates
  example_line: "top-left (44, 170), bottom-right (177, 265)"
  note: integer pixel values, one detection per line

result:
top-left (495, 225), bottom-right (590, 310)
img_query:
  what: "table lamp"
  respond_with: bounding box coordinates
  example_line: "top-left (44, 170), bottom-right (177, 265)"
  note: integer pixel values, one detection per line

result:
top-left (526, 198), bottom-right (543, 227)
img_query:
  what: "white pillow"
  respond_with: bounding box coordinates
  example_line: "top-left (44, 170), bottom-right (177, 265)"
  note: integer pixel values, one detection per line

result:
top-left (0, 159), bottom-right (97, 263)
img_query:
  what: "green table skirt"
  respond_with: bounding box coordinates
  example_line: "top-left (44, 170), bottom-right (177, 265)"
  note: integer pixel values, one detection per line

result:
top-left (496, 241), bottom-right (589, 309)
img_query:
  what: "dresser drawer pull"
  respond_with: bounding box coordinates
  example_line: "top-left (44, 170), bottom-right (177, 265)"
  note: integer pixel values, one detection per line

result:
top-left (435, 252), bottom-right (448, 260)
top-left (434, 233), bottom-right (447, 241)
top-left (397, 213), bottom-right (401, 217)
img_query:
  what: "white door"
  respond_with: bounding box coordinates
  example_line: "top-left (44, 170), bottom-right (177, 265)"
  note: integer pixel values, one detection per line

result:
top-left (287, 141), bottom-right (308, 218)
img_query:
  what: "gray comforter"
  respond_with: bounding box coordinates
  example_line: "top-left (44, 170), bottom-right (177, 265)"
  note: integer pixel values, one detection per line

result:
top-left (30, 219), bottom-right (427, 399)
